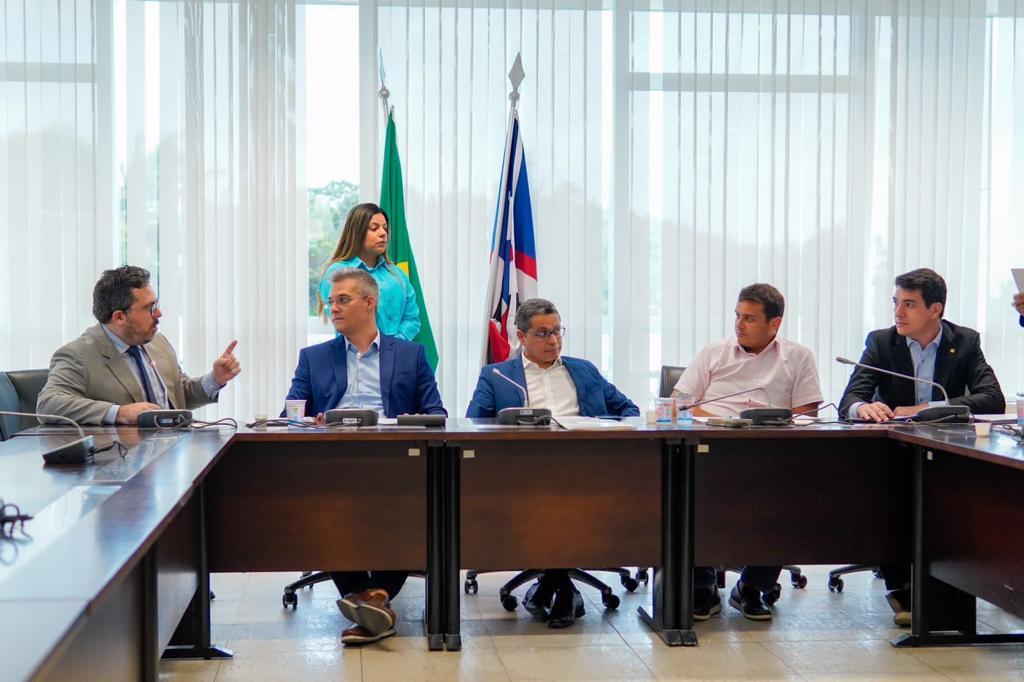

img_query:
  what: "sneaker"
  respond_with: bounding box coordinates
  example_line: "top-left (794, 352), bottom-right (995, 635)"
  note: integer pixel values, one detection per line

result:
top-left (693, 586), bottom-right (722, 621)
top-left (728, 583), bottom-right (772, 621)
top-left (885, 589), bottom-right (912, 627)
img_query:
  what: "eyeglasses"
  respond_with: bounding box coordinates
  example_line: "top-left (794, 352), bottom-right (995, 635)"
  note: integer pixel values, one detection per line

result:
top-left (327, 295), bottom-right (367, 308)
top-left (124, 300), bottom-right (160, 317)
top-left (0, 499), bottom-right (32, 538)
top-left (527, 326), bottom-right (566, 340)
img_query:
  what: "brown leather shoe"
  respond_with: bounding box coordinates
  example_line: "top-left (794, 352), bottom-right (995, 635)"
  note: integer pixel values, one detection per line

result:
top-left (338, 588), bottom-right (396, 635)
top-left (341, 624), bottom-right (396, 646)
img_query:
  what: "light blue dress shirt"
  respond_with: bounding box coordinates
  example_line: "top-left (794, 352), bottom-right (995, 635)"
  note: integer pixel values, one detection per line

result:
top-left (847, 328), bottom-right (944, 418)
top-left (101, 325), bottom-right (220, 424)
top-left (906, 329), bottom-right (943, 405)
top-left (336, 333), bottom-right (386, 415)
top-left (320, 256), bottom-right (420, 341)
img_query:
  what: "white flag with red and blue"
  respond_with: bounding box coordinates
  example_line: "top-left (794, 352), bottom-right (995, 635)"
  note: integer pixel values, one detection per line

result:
top-left (482, 108), bottom-right (538, 365)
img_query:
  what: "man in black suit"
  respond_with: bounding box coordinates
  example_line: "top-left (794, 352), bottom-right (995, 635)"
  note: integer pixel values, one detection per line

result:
top-left (839, 267), bottom-right (1004, 626)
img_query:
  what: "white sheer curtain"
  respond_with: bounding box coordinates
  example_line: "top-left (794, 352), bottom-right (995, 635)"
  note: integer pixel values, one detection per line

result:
top-left (371, 0), bottom-right (1024, 413)
top-left (1, 0), bottom-right (305, 421)
top-left (373, 0), bottom-right (613, 413)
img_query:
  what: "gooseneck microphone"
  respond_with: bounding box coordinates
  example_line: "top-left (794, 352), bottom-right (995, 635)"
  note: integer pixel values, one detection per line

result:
top-left (834, 356), bottom-right (970, 423)
top-left (491, 367), bottom-right (529, 405)
top-left (684, 385), bottom-right (774, 411)
top-left (680, 386), bottom-right (793, 425)
top-left (0, 410), bottom-right (96, 463)
top-left (490, 368), bottom-right (552, 426)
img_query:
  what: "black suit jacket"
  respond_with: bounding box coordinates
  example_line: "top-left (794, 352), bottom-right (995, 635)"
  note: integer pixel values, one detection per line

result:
top-left (839, 320), bottom-right (1005, 418)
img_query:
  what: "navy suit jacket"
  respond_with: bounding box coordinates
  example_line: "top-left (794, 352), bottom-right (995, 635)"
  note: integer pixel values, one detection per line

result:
top-left (465, 355), bottom-right (639, 418)
top-left (285, 334), bottom-right (445, 418)
top-left (838, 320), bottom-right (1004, 418)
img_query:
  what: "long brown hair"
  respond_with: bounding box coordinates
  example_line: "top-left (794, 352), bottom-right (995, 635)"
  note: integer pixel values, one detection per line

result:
top-left (317, 203), bottom-right (391, 320)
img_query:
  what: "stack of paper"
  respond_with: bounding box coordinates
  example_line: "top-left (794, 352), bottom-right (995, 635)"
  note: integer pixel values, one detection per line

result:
top-left (554, 416), bottom-right (637, 431)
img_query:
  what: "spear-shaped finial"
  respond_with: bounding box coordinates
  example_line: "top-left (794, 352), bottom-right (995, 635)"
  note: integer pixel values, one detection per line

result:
top-left (508, 52), bottom-right (525, 108)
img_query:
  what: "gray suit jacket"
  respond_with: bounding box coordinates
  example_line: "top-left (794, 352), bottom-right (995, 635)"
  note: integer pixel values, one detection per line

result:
top-left (37, 324), bottom-right (215, 424)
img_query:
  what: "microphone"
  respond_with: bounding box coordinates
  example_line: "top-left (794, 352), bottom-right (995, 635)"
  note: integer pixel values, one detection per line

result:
top-left (835, 356), bottom-right (970, 423)
top-left (492, 367), bottom-right (529, 405)
top-left (681, 386), bottom-right (792, 425)
top-left (0, 410), bottom-right (96, 464)
top-left (490, 368), bottom-right (552, 426)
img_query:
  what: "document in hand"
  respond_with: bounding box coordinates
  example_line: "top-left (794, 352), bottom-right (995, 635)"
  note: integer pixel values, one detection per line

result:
top-left (1013, 268), bottom-right (1024, 292)
top-left (554, 416), bottom-right (637, 431)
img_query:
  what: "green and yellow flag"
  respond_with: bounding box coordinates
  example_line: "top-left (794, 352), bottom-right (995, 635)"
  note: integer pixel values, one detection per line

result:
top-left (381, 110), bottom-right (439, 369)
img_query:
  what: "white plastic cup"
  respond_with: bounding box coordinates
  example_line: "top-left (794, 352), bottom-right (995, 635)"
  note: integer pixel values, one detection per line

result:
top-left (253, 413), bottom-right (268, 430)
top-left (974, 422), bottom-right (991, 438)
top-left (285, 400), bottom-right (306, 422)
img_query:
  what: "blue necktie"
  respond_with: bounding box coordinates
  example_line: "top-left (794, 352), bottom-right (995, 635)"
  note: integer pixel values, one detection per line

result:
top-left (126, 345), bottom-right (158, 404)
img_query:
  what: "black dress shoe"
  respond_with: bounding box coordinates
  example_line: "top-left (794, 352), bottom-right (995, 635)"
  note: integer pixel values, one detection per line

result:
top-left (728, 583), bottom-right (772, 621)
top-left (693, 586), bottom-right (722, 621)
top-left (548, 588), bottom-right (586, 629)
top-left (522, 580), bottom-right (553, 619)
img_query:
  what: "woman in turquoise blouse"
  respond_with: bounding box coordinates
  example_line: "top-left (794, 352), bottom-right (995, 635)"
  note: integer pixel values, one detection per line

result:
top-left (317, 202), bottom-right (421, 340)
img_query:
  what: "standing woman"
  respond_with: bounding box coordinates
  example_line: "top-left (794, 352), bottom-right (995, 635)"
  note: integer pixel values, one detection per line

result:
top-left (317, 202), bottom-right (421, 340)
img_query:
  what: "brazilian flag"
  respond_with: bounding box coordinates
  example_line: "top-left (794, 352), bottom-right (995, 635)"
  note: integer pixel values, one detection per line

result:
top-left (381, 110), bottom-right (439, 369)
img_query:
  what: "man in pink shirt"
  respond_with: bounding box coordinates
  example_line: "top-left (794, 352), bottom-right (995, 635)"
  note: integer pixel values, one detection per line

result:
top-left (673, 283), bottom-right (822, 621)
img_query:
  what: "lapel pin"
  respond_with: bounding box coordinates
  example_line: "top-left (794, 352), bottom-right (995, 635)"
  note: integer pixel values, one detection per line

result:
top-left (949, 347), bottom-right (956, 354)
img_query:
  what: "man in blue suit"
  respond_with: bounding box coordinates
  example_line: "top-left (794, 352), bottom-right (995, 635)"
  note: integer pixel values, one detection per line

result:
top-left (285, 267), bottom-right (445, 646)
top-left (467, 298), bottom-right (639, 629)
top-left (1015, 293), bottom-right (1024, 327)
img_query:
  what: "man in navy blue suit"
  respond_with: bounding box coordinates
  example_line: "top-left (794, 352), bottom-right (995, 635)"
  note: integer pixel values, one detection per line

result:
top-left (1015, 293), bottom-right (1024, 327)
top-left (285, 267), bottom-right (445, 646)
top-left (467, 298), bottom-right (639, 629)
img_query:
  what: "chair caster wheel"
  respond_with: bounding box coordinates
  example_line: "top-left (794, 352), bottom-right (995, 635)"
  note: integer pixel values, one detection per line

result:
top-left (602, 593), bottom-right (620, 610)
top-left (828, 577), bottom-right (844, 592)
top-left (464, 579), bottom-right (478, 594)
top-left (622, 577), bottom-right (639, 592)
top-left (501, 595), bottom-right (518, 611)
top-left (636, 568), bottom-right (649, 585)
top-left (282, 591), bottom-right (298, 609)
top-left (793, 575), bottom-right (808, 589)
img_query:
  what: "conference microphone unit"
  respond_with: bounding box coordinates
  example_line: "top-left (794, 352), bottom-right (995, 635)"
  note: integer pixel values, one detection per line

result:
top-left (684, 386), bottom-right (793, 425)
top-left (0, 410), bottom-right (96, 464)
top-left (491, 368), bottom-right (552, 426)
top-left (835, 356), bottom-right (971, 423)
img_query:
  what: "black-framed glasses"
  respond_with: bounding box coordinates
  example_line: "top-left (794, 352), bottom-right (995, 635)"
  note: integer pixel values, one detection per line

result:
top-left (0, 499), bottom-right (32, 538)
top-left (327, 295), bottom-right (367, 308)
top-left (528, 326), bottom-right (566, 340)
top-left (124, 300), bottom-right (160, 317)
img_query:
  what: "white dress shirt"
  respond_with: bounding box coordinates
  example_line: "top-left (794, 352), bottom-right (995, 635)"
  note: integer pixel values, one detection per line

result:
top-left (522, 356), bottom-right (580, 417)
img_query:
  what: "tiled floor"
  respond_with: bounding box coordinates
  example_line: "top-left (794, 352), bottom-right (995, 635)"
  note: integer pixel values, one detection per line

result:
top-left (160, 566), bottom-right (1024, 681)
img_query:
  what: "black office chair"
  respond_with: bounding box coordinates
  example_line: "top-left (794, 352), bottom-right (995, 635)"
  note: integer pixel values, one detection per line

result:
top-left (0, 369), bottom-right (49, 441)
top-left (659, 364), bottom-right (808, 603)
top-left (827, 565), bottom-right (882, 592)
top-left (283, 570), bottom-right (426, 609)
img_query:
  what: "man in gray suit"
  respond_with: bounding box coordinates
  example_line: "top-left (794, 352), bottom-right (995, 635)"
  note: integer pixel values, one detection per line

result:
top-left (38, 266), bottom-right (241, 425)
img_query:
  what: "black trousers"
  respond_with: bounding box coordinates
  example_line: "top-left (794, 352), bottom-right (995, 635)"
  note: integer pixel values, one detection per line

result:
top-left (694, 565), bottom-right (782, 594)
top-left (878, 563), bottom-right (911, 593)
top-left (330, 570), bottom-right (408, 600)
top-left (533, 569), bottom-right (576, 601)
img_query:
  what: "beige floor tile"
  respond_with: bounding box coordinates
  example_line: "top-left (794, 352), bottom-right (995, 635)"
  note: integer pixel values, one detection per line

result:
top-left (214, 650), bottom-right (361, 681)
top-left (977, 608), bottom-right (1024, 632)
top-left (242, 571), bottom-right (316, 601)
top-left (496, 644), bottom-right (654, 681)
top-left (210, 598), bottom-right (240, 625)
top-left (223, 634), bottom-right (341, 654)
top-left (942, 672), bottom-right (1024, 682)
top-left (797, 674), bottom-right (951, 681)
top-left (157, 659), bottom-right (220, 682)
top-left (907, 645), bottom-right (1024, 674)
top-left (629, 640), bottom-right (798, 680)
top-left (762, 640), bottom-right (936, 675)
top-left (361, 647), bottom-right (510, 681)
top-left (210, 572), bottom-right (249, 601)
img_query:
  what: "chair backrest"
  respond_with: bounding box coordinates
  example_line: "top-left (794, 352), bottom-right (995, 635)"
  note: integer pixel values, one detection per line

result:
top-left (0, 369), bottom-right (49, 439)
top-left (658, 365), bottom-right (686, 398)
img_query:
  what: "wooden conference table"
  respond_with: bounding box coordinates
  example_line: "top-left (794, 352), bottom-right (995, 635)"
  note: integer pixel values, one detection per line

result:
top-left (0, 419), bottom-right (1022, 681)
